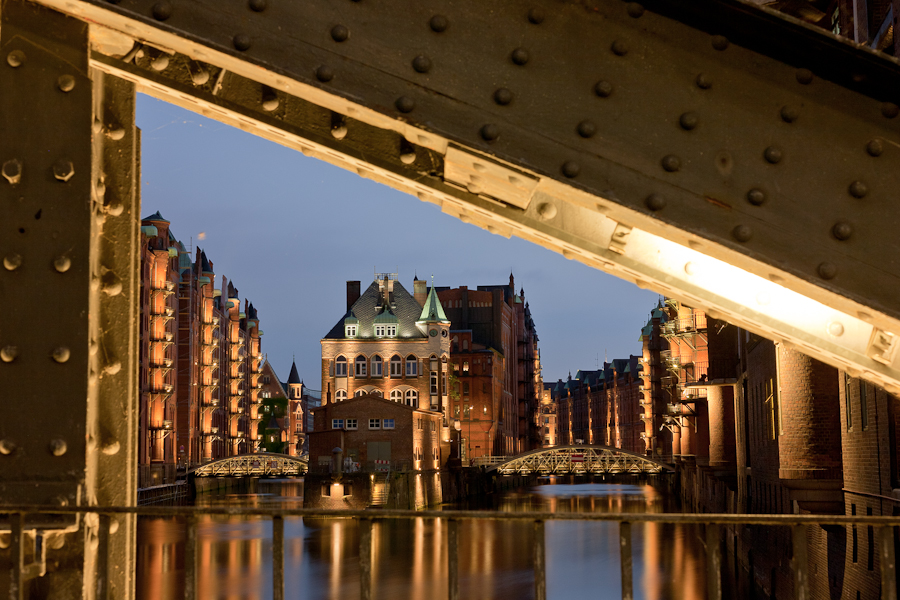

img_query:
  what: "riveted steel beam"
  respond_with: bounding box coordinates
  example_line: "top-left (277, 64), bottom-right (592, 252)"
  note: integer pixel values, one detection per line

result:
top-left (21, 0), bottom-right (900, 395)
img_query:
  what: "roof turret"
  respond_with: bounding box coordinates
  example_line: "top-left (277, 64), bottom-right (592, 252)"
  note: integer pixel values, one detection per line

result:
top-left (287, 361), bottom-right (302, 384)
top-left (418, 279), bottom-right (450, 324)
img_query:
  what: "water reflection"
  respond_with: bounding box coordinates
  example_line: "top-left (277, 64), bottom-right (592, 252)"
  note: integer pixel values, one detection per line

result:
top-left (136, 479), bottom-right (706, 600)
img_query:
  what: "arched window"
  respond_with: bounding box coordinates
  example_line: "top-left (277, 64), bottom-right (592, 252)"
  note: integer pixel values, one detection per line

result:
top-left (390, 389), bottom-right (403, 402)
top-left (371, 355), bottom-right (383, 377)
top-left (372, 390), bottom-right (383, 397)
top-left (405, 389), bottom-right (418, 408)
top-left (390, 355), bottom-right (402, 377)
top-left (335, 389), bottom-right (347, 401)
top-left (355, 355), bottom-right (367, 377)
top-left (335, 355), bottom-right (347, 377)
top-left (355, 389), bottom-right (366, 397)
top-left (405, 355), bottom-right (418, 377)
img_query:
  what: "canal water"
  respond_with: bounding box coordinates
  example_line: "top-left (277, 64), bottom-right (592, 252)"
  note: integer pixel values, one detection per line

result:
top-left (136, 478), bottom-right (708, 600)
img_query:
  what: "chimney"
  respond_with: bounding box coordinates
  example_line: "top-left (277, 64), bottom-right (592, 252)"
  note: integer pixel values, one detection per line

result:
top-left (414, 277), bottom-right (427, 306)
top-left (346, 281), bottom-right (361, 311)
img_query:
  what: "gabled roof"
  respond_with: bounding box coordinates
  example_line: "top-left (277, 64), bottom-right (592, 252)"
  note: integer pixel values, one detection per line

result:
top-left (287, 361), bottom-right (302, 384)
top-left (323, 280), bottom-right (427, 339)
top-left (141, 210), bottom-right (169, 223)
top-left (418, 284), bottom-right (450, 324)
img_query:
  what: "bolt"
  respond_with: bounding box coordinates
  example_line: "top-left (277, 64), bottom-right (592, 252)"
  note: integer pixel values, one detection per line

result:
top-left (510, 48), bottom-right (530, 66)
top-left (747, 188), bottom-right (766, 206)
top-left (395, 96), bottom-right (415, 113)
top-left (594, 81), bottom-right (613, 98)
top-left (711, 35), bottom-right (730, 51)
top-left (0, 439), bottom-right (15, 455)
top-left (261, 87), bottom-right (279, 111)
top-left (695, 73), bottom-right (713, 89)
top-left (611, 40), bottom-right (628, 56)
top-left (54, 256), bottom-right (72, 273)
top-left (3, 254), bottom-right (22, 271)
top-left (412, 55), bottom-right (432, 73)
top-left (248, 0), bottom-right (267, 11)
top-left (626, 3), bottom-right (644, 18)
top-left (827, 322), bottom-right (845, 337)
top-left (400, 150), bottom-right (416, 165)
top-left (493, 88), bottom-right (513, 106)
top-left (679, 112), bottom-right (698, 131)
top-left (480, 124), bottom-right (499, 142)
top-left (848, 180), bottom-right (868, 199)
top-left (430, 15), bottom-right (449, 32)
top-left (817, 262), bottom-right (837, 280)
top-left (316, 65), bottom-right (334, 82)
top-left (331, 24), bottom-right (349, 42)
top-left (882, 103), bottom-right (899, 119)
top-left (645, 194), bottom-right (666, 211)
top-left (52, 346), bottom-right (71, 364)
top-left (150, 54), bottom-right (169, 71)
top-left (331, 124), bottom-right (347, 140)
top-left (561, 161), bottom-right (580, 178)
top-left (0, 346), bottom-right (18, 363)
top-left (661, 155), bottom-right (681, 172)
top-left (536, 202), bottom-right (558, 220)
top-left (7, 50), bottom-right (25, 68)
top-left (53, 160), bottom-right (75, 182)
top-left (732, 225), bottom-right (753, 242)
top-left (832, 221), bottom-right (852, 240)
top-left (233, 34), bottom-right (251, 51)
top-left (527, 8), bottom-right (545, 24)
top-left (763, 146), bottom-right (783, 164)
top-left (152, 1), bottom-right (173, 21)
top-left (780, 105), bottom-right (800, 123)
top-left (796, 69), bottom-right (813, 84)
top-left (2, 159), bottom-right (22, 184)
top-left (50, 439), bottom-right (67, 456)
top-left (577, 120), bottom-right (597, 138)
top-left (189, 63), bottom-right (210, 86)
top-left (866, 138), bottom-right (884, 157)
top-left (57, 74), bottom-right (76, 92)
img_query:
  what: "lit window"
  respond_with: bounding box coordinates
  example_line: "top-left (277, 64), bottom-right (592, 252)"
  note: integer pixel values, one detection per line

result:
top-left (383, 419), bottom-right (395, 430)
top-left (355, 355), bottom-right (367, 377)
top-left (386, 325), bottom-right (397, 336)
top-left (346, 419), bottom-right (357, 430)
top-left (345, 324), bottom-right (357, 337)
top-left (463, 361), bottom-right (469, 372)
top-left (406, 355), bottom-right (418, 376)
top-left (371, 355), bottom-right (383, 377)
top-left (375, 325), bottom-right (385, 337)
top-left (335, 356), bottom-right (347, 377)
top-left (405, 389), bottom-right (418, 407)
top-left (390, 389), bottom-right (403, 402)
top-left (390, 355), bottom-right (402, 377)
top-left (332, 419), bottom-right (344, 429)
top-left (335, 389), bottom-right (347, 402)
top-left (369, 418), bottom-right (380, 430)
top-left (355, 389), bottom-right (366, 397)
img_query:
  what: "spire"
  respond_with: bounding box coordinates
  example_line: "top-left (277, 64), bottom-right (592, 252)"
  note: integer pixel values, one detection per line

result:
top-left (288, 360), bottom-right (301, 384)
top-left (418, 276), bottom-right (450, 324)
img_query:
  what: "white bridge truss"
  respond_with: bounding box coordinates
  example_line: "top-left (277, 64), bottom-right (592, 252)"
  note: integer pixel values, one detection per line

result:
top-left (488, 446), bottom-right (674, 476)
top-left (191, 453), bottom-right (308, 478)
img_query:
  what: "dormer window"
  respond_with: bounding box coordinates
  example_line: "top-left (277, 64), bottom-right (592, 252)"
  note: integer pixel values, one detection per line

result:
top-left (386, 325), bottom-right (397, 336)
top-left (375, 325), bottom-right (385, 337)
top-left (345, 324), bottom-right (357, 337)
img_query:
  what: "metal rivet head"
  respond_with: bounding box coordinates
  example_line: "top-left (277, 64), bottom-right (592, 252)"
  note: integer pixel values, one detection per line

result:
top-left (867, 138), bottom-right (884, 157)
top-left (827, 322), bottom-right (845, 337)
top-left (188, 63), bottom-right (210, 86)
top-left (661, 155), bottom-right (681, 172)
top-left (763, 146), bottom-right (783, 164)
top-left (0, 346), bottom-right (18, 363)
top-left (747, 188), bottom-right (766, 206)
top-left (53, 159), bottom-right (75, 182)
top-left (106, 126), bottom-right (126, 141)
top-left (493, 88), bottom-right (513, 106)
top-left (780, 105), bottom-right (800, 123)
top-left (511, 48), bottom-right (530, 66)
top-left (248, 0), bottom-right (267, 11)
top-left (695, 73), bottom-right (712, 89)
top-left (577, 120), bottom-right (596, 138)
top-left (51, 347), bottom-right (71, 364)
top-left (796, 69), bottom-right (813, 84)
top-left (151, 1), bottom-right (173, 21)
top-left (3, 254), bottom-right (22, 271)
top-left (2, 159), bottom-right (22, 185)
top-left (626, 2), bottom-right (644, 18)
top-left (645, 194), bottom-right (666, 211)
top-left (395, 96), bottom-right (415, 113)
top-left (527, 8), bottom-right (545, 24)
top-left (331, 24), bottom-right (349, 42)
top-left (57, 74), bottom-right (76, 92)
top-left (54, 256), bottom-right (71, 273)
top-left (711, 35), bottom-right (729, 51)
top-left (594, 81), bottom-right (613, 98)
top-left (412, 55), bottom-right (432, 73)
top-left (233, 35), bottom-right (252, 51)
top-left (679, 112), bottom-right (698, 131)
top-left (50, 439), bottom-right (67, 457)
top-left (536, 202), bottom-right (557, 219)
top-left (400, 150), bottom-right (416, 165)
top-left (7, 50), bottom-right (25, 68)
top-left (611, 40), bottom-right (628, 56)
top-left (331, 124), bottom-right (348, 140)
top-left (0, 439), bottom-right (15, 454)
top-left (561, 161), bottom-right (580, 178)
top-left (430, 15), bottom-right (449, 32)
top-left (832, 221), bottom-right (852, 240)
top-left (882, 103), bottom-right (899, 119)
top-left (817, 262), bottom-right (837, 280)
top-left (732, 225), bottom-right (752, 242)
top-left (150, 55), bottom-right (169, 71)
top-left (480, 124), bottom-right (499, 142)
top-left (261, 90), bottom-right (279, 112)
top-left (316, 65), bottom-right (334, 82)
top-left (848, 181), bottom-right (868, 199)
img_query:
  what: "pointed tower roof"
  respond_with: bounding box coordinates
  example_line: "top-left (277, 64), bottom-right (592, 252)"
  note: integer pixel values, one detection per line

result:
top-left (418, 279), bottom-right (450, 324)
top-left (287, 361), bottom-right (302, 384)
top-left (141, 211), bottom-right (169, 223)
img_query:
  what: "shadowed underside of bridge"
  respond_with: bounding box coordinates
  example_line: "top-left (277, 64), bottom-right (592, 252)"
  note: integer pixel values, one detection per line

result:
top-left (1, 0), bottom-right (900, 597)
top-left (488, 446), bottom-right (675, 475)
top-left (190, 453), bottom-right (308, 478)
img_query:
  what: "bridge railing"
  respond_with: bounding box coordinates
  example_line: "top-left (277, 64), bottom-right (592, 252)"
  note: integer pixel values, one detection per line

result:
top-left (2, 505), bottom-right (897, 600)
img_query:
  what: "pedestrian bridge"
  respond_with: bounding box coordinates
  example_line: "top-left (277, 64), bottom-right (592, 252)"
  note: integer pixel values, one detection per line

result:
top-left (190, 453), bottom-right (308, 478)
top-left (481, 446), bottom-right (675, 475)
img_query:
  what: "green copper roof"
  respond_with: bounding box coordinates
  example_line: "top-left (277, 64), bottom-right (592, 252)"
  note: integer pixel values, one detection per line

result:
top-left (141, 211), bottom-right (169, 223)
top-left (140, 225), bottom-right (158, 237)
top-left (418, 284), bottom-right (450, 324)
top-left (373, 308), bottom-right (399, 323)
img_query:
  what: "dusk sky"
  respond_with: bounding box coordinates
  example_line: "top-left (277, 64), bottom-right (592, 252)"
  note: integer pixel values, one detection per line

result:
top-left (136, 94), bottom-right (659, 389)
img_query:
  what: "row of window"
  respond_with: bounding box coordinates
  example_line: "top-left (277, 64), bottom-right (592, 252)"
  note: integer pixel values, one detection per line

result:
top-left (335, 355), bottom-right (417, 378)
top-left (332, 418), bottom-right (395, 430)
top-left (345, 325), bottom-right (397, 338)
top-left (334, 388), bottom-right (419, 407)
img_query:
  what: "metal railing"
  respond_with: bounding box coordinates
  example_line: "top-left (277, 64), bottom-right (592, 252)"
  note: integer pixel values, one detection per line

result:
top-left (1, 505), bottom-right (899, 600)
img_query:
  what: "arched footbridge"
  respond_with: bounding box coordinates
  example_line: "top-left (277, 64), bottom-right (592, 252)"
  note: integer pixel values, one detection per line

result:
top-left (190, 453), bottom-right (308, 478)
top-left (484, 446), bottom-right (674, 476)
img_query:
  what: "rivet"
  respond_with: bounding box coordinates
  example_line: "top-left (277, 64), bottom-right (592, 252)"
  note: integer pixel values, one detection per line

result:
top-left (151, 1), bottom-right (172, 21)
top-left (827, 322), bottom-right (845, 337)
top-left (331, 24), bottom-right (349, 42)
top-left (747, 188), bottom-right (766, 206)
top-left (7, 50), bottom-right (25, 68)
top-left (400, 150), bottom-right (416, 165)
top-left (4, 254), bottom-right (22, 271)
top-left (527, 8), bottom-right (545, 24)
top-left (679, 112), bottom-right (698, 131)
top-left (594, 81), bottom-right (613, 98)
top-left (645, 194), bottom-right (666, 211)
top-left (817, 262), bottom-right (837, 280)
top-left (412, 55), bottom-right (432, 73)
top-left (848, 180), bottom-right (868, 199)
top-left (832, 221), bottom-right (852, 240)
top-left (395, 96), bottom-right (415, 113)
top-left (106, 126), bottom-right (126, 141)
top-left (661, 155), bottom-right (681, 172)
top-left (331, 124), bottom-right (347, 140)
top-left (536, 202), bottom-right (557, 220)
top-left (866, 138), bottom-right (883, 157)
top-left (54, 256), bottom-right (71, 273)
top-left (53, 159), bottom-right (75, 182)
top-left (577, 120), bottom-right (596, 138)
top-left (316, 65), bottom-right (334, 82)
top-left (233, 35), bottom-right (252, 51)
top-left (261, 87), bottom-right (279, 111)
top-left (57, 74), bottom-right (76, 92)
top-left (882, 103), bottom-right (899, 119)
top-left (480, 124), bottom-right (499, 142)
top-left (50, 439), bottom-right (67, 457)
top-left (248, 0), bottom-right (267, 11)
top-left (430, 15), bottom-right (449, 32)
top-left (780, 105), bottom-right (800, 123)
top-left (561, 161), bottom-right (580, 178)
top-left (611, 40), bottom-right (628, 56)
top-left (0, 346), bottom-right (18, 363)
top-left (52, 347), bottom-right (71, 364)
top-left (711, 35), bottom-right (729, 51)
top-left (763, 146), bottom-right (782, 164)
top-left (150, 54), bottom-right (169, 71)
top-left (626, 2), bottom-right (644, 18)
top-left (493, 88), bottom-right (513, 106)
top-left (0, 439), bottom-right (15, 454)
top-left (695, 73), bottom-right (712, 89)
top-left (796, 69), bottom-right (813, 84)
top-left (188, 63), bottom-right (210, 86)
top-left (732, 225), bottom-right (753, 242)
top-left (511, 48), bottom-right (530, 66)
top-left (2, 159), bottom-right (22, 184)
top-left (684, 262), bottom-right (697, 275)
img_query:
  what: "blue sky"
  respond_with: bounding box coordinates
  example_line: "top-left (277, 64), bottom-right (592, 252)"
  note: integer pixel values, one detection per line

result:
top-left (136, 94), bottom-right (659, 388)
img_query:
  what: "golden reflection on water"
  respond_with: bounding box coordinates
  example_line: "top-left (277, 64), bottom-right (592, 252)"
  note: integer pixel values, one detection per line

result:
top-left (136, 479), bottom-right (705, 600)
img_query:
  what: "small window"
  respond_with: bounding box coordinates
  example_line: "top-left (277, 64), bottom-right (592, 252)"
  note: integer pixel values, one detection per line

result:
top-left (463, 382), bottom-right (470, 395)
top-left (345, 324), bottom-right (357, 338)
top-left (405, 389), bottom-right (418, 407)
top-left (383, 419), bottom-right (395, 429)
top-left (346, 419), bottom-right (357, 430)
top-left (390, 389), bottom-right (402, 402)
top-left (463, 361), bottom-right (469, 373)
top-left (375, 324), bottom-right (385, 337)
top-left (335, 356), bottom-right (348, 377)
top-left (386, 325), bottom-right (397, 336)
top-left (332, 419), bottom-right (344, 429)
top-left (355, 355), bottom-right (367, 377)
top-left (372, 390), bottom-right (383, 397)
top-left (390, 355), bottom-right (402, 377)
top-left (417, 418), bottom-right (423, 430)
top-left (371, 355), bottom-right (383, 377)
top-left (406, 355), bottom-right (418, 376)
top-left (430, 421), bottom-right (436, 432)
top-left (335, 389), bottom-right (347, 402)
top-left (355, 389), bottom-right (366, 397)
top-left (430, 371), bottom-right (438, 395)
top-left (369, 418), bottom-right (381, 430)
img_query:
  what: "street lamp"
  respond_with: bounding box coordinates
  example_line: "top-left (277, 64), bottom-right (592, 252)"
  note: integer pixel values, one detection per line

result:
top-left (453, 419), bottom-right (462, 463)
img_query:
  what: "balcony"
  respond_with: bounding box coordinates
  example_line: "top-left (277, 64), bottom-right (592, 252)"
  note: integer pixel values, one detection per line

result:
top-left (151, 383), bottom-right (174, 394)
